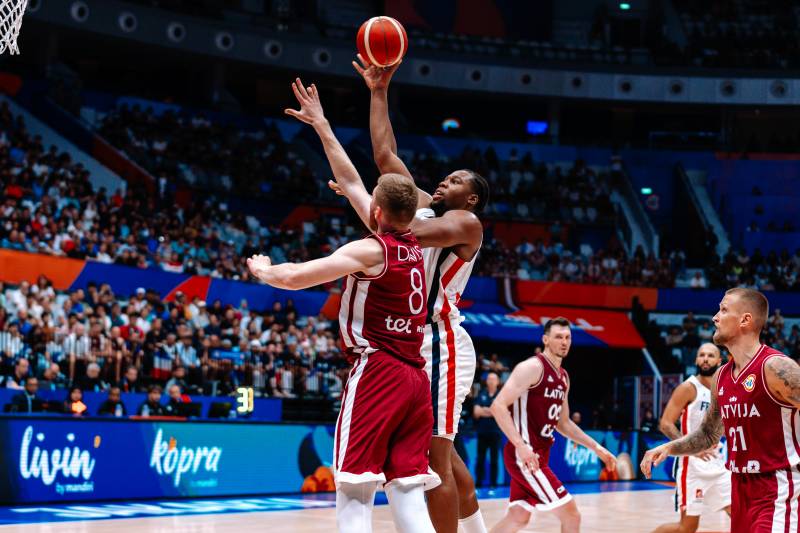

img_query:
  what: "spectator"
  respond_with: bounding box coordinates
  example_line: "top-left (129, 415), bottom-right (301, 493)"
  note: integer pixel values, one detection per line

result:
top-left (77, 362), bottom-right (107, 392)
top-left (137, 385), bottom-right (166, 416)
top-left (473, 371), bottom-right (502, 488)
top-left (571, 411), bottom-right (582, 426)
top-left (63, 386), bottom-right (88, 416)
top-left (5, 357), bottom-right (29, 390)
top-left (641, 408), bottom-right (658, 432)
top-left (9, 376), bottom-right (44, 413)
top-left (97, 386), bottom-right (127, 417)
top-left (165, 366), bottom-right (189, 395)
top-left (39, 362), bottom-right (67, 391)
top-left (698, 320), bottom-right (715, 342)
top-left (119, 365), bottom-right (145, 393)
top-left (164, 384), bottom-right (184, 416)
top-left (689, 271), bottom-right (707, 289)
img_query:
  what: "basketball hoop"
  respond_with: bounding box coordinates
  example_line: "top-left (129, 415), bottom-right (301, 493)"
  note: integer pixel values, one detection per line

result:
top-left (0, 0), bottom-right (28, 55)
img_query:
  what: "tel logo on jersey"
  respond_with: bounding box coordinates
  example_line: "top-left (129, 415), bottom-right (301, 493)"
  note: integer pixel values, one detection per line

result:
top-left (742, 374), bottom-right (756, 392)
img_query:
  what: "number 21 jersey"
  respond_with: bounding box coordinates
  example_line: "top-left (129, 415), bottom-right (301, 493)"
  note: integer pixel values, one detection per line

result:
top-left (716, 344), bottom-right (800, 474)
top-left (512, 353), bottom-right (569, 451)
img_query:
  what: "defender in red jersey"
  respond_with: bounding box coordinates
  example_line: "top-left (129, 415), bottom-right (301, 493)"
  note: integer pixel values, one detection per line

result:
top-left (248, 79), bottom-right (438, 533)
top-left (642, 288), bottom-right (800, 533)
top-left (488, 318), bottom-right (617, 533)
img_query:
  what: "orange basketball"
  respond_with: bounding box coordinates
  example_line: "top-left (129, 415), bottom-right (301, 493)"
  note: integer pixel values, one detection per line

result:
top-left (357, 16), bottom-right (408, 68)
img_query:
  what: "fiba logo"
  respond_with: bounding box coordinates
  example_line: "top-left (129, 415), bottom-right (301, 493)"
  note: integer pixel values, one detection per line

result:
top-left (743, 374), bottom-right (756, 392)
top-left (18, 426), bottom-right (96, 491)
top-left (149, 429), bottom-right (222, 487)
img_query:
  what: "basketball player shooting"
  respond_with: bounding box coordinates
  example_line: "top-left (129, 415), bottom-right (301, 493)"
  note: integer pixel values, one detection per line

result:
top-left (489, 318), bottom-right (617, 533)
top-left (250, 80), bottom-right (439, 533)
top-left (652, 343), bottom-right (731, 533)
top-left (641, 288), bottom-right (800, 533)
top-left (295, 59), bottom-right (488, 532)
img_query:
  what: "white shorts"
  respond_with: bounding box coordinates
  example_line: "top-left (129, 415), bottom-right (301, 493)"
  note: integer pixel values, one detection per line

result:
top-left (675, 458), bottom-right (732, 516)
top-left (422, 320), bottom-right (476, 439)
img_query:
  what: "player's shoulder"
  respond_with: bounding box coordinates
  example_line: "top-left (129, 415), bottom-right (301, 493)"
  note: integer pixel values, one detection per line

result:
top-left (764, 350), bottom-right (799, 375)
top-left (671, 379), bottom-right (698, 403)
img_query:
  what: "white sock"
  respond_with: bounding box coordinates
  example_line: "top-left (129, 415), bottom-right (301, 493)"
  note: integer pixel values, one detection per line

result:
top-left (336, 482), bottom-right (378, 533)
top-left (459, 510), bottom-right (489, 533)
top-left (385, 481), bottom-right (436, 533)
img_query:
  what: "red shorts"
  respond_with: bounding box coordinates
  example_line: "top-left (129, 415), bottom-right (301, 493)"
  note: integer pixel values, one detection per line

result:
top-left (503, 444), bottom-right (572, 512)
top-left (732, 468), bottom-right (800, 533)
top-left (334, 352), bottom-right (440, 489)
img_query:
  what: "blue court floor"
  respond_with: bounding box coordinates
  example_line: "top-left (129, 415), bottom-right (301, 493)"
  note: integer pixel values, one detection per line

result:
top-left (0, 481), bottom-right (669, 525)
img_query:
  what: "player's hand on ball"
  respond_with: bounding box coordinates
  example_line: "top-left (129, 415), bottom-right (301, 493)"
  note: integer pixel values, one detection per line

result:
top-left (596, 446), bottom-right (618, 472)
top-left (247, 254), bottom-right (272, 278)
top-left (516, 444), bottom-right (540, 473)
top-left (640, 443), bottom-right (671, 479)
top-left (285, 78), bottom-right (325, 126)
top-left (352, 54), bottom-right (401, 91)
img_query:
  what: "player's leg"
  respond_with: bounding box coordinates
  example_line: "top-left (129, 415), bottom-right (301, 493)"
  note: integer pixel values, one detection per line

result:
top-left (549, 498), bottom-right (581, 533)
top-left (452, 447), bottom-right (488, 533)
top-left (488, 504), bottom-right (530, 533)
top-left (650, 511), bottom-right (700, 533)
top-left (426, 435), bottom-right (459, 532)
top-left (336, 481), bottom-right (379, 533)
top-left (383, 363), bottom-right (439, 532)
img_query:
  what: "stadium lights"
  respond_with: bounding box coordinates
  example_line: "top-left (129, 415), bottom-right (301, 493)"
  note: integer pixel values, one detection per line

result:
top-left (620, 3), bottom-right (631, 10)
top-left (640, 187), bottom-right (653, 195)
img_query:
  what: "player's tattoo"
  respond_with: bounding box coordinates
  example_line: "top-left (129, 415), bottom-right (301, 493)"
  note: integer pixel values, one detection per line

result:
top-left (667, 393), bottom-right (723, 456)
top-left (767, 356), bottom-right (800, 405)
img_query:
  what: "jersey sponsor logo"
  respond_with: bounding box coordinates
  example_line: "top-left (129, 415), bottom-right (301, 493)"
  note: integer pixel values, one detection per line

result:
top-left (742, 374), bottom-right (756, 392)
top-left (384, 315), bottom-right (413, 334)
top-left (720, 402), bottom-right (761, 419)
top-left (718, 387), bottom-right (724, 396)
top-left (728, 460), bottom-right (760, 474)
top-left (396, 245), bottom-right (423, 263)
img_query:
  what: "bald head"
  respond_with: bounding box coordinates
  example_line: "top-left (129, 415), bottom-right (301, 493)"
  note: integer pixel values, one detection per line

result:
top-left (726, 288), bottom-right (769, 331)
top-left (696, 343), bottom-right (722, 376)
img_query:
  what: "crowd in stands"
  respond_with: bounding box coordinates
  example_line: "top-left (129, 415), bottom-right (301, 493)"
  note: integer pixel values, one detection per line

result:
top-left (0, 277), bottom-right (351, 414)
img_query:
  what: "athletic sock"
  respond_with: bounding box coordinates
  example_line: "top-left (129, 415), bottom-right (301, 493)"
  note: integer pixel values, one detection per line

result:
top-left (459, 509), bottom-right (489, 533)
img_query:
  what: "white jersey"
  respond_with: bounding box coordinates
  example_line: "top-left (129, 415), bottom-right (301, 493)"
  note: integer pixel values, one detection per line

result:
top-left (681, 375), bottom-right (727, 476)
top-left (415, 208), bottom-right (480, 325)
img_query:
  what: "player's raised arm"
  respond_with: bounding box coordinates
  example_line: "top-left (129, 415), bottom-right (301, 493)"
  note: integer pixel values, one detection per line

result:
top-left (490, 357), bottom-right (544, 473)
top-left (409, 209), bottom-right (483, 251)
top-left (353, 55), bottom-right (432, 209)
top-left (640, 369), bottom-right (724, 478)
top-left (765, 355), bottom-right (800, 409)
top-left (556, 386), bottom-right (617, 471)
top-left (284, 78), bottom-right (373, 231)
top-left (246, 238), bottom-right (384, 291)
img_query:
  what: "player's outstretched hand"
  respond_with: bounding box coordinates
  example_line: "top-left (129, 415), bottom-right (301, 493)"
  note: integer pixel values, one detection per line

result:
top-left (352, 54), bottom-right (401, 91)
top-left (640, 443), bottom-right (671, 479)
top-left (285, 78), bottom-right (325, 126)
top-left (247, 254), bottom-right (272, 280)
top-left (328, 180), bottom-right (346, 196)
top-left (516, 444), bottom-right (540, 474)
top-left (596, 445), bottom-right (618, 472)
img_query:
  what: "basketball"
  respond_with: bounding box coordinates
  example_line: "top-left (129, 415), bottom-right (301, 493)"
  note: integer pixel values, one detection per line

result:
top-left (356, 16), bottom-right (408, 68)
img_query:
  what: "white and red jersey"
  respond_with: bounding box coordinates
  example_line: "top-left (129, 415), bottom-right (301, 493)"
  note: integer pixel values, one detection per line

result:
top-left (511, 354), bottom-right (569, 452)
top-left (415, 208), bottom-right (479, 325)
top-left (338, 231), bottom-right (427, 368)
top-left (716, 344), bottom-right (800, 474)
top-left (681, 375), bottom-right (727, 476)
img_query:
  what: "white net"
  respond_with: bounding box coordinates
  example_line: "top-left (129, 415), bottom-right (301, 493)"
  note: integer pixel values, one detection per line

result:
top-left (0, 0), bottom-right (27, 55)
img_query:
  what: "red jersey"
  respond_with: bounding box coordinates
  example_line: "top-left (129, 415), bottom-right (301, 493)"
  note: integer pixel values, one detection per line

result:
top-left (511, 354), bottom-right (569, 452)
top-left (339, 231), bottom-right (427, 368)
top-left (716, 344), bottom-right (800, 474)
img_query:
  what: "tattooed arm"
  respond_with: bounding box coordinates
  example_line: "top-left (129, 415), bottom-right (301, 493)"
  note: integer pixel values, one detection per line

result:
top-left (765, 356), bottom-right (800, 409)
top-left (640, 369), bottom-right (724, 478)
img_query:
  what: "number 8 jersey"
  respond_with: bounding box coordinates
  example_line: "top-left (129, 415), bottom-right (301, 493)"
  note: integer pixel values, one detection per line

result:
top-left (339, 231), bottom-right (427, 368)
top-left (512, 353), bottom-right (569, 451)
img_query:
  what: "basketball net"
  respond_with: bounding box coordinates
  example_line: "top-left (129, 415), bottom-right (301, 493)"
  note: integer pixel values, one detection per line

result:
top-left (0, 0), bottom-right (27, 55)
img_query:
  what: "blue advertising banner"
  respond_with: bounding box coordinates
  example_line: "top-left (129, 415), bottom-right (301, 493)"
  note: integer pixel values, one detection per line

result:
top-left (0, 417), bottom-right (644, 504)
top-left (0, 418), bottom-right (335, 503)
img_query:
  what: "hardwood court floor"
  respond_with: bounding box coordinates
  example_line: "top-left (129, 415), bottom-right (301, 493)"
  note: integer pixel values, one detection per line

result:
top-left (0, 487), bottom-right (730, 533)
